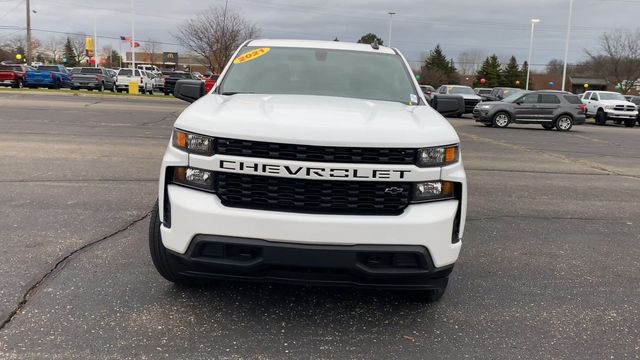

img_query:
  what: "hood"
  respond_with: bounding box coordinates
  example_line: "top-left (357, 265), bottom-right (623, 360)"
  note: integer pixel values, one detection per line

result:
top-left (459, 94), bottom-right (482, 100)
top-left (599, 99), bottom-right (636, 107)
top-left (174, 94), bottom-right (460, 148)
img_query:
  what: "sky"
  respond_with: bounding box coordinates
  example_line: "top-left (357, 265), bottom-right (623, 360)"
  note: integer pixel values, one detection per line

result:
top-left (1, 0), bottom-right (639, 72)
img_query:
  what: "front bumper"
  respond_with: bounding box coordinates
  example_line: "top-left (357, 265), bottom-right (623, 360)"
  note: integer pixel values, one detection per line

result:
top-left (605, 110), bottom-right (638, 120)
top-left (473, 108), bottom-right (492, 122)
top-left (169, 235), bottom-right (453, 289)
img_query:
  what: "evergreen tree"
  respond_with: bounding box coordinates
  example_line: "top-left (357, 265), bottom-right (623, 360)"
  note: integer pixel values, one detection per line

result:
top-left (521, 61), bottom-right (532, 89)
top-left (63, 37), bottom-right (78, 67)
top-left (501, 56), bottom-right (521, 87)
top-left (419, 44), bottom-right (459, 87)
top-left (474, 54), bottom-right (501, 87)
top-left (357, 33), bottom-right (383, 46)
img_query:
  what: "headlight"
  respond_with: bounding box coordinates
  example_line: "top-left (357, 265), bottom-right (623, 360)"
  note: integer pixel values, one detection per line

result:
top-left (477, 104), bottom-right (493, 110)
top-left (604, 105), bottom-right (614, 110)
top-left (416, 144), bottom-right (459, 167)
top-left (173, 129), bottom-right (214, 156)
top-left (412, 181), bottom-right (455, 202)
top-left (172, 166), bottom-right (214, 191)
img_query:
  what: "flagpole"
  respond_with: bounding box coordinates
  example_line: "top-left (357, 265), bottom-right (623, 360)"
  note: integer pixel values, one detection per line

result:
top-left (131, 0), bottom-right (135, 70)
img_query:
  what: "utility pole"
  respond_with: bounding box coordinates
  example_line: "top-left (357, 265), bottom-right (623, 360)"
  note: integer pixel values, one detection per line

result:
top-left (26, 0), bottom-right (32, 64)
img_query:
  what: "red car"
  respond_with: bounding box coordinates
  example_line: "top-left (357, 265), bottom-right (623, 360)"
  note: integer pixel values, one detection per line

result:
top-left (0, 64), bottom-right (31, 88)
top-left (204, 74), bottom-right (219, 92)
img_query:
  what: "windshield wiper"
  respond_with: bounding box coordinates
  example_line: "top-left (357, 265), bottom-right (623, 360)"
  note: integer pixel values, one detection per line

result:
top-left (221, 91), bottom-right (254, 96)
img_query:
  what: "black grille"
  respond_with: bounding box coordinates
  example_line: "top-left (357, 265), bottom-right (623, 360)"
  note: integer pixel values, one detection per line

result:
top-left (215, 173), bottom-right (411, 215)
top-left (464, 99), bottom-right (480, 112)
top-left (613, 105), bottom-right (636, 111)
top-left (215, 138), bottom-right (416, 165)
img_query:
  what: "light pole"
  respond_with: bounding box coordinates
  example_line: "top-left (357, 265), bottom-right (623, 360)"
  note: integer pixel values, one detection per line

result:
top-left (93, 0), bottom-right (98, 67)
top-left (561, 0), bottom-right (574, 92)
top-left (387, 12), bottom-right (396, 47)
top-left (526, 18), bottom-right (540, 91)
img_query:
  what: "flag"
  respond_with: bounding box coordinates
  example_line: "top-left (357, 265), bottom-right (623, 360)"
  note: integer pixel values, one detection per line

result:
top-left (120, 36), bottom-right (140, 48)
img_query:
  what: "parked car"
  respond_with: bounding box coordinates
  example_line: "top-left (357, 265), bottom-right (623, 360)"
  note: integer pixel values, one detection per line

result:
top-left (137, 64), bottom-right (162, 76)
top-left (70, 67), bottom-right (116, 92)
top-left (203, 73), bottom-right (219, 93)
top-left (627, 96), bottom-right (640, 126)
top-left (436, 85), bottom-right (482, 114)
top-left (474, 88), bottom-right (492, 95)
top-left (0, 64), bottom-right (31, 88)
top-left (473, 90), bottom-right (586, 131)
top-left (484, 87), bottom-right (521, 101)
top-left (624, 95), bottom-right (634, 102)
top-left (115, 68), bottom-right (153, 94)
top-left (419, 85), bottom-right (436, 104)
top-left (163, 71), bottom-right (198, 95)
top-left (580, 91), bottom-right (638, 127)
top-left (25, 65), bottom-right (72, 89)
top-left (147, 71), bottom-right (165, 92)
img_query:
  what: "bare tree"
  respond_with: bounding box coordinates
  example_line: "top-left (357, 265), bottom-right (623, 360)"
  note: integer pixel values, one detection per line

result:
top-left (69, 35), bottom-right (88, 64)
top-left (43, 36), bottom-right (64, 63)
top-left (586, 29), bottom-right (640, 94)
top-left (546, 59), bottom-right (564, 74)
top-left (174, 5), bottom-right (260, 72)
top-left (457, 49), bottom-right (485, 75)
top-left (141, 39), bottom-right (162, 64)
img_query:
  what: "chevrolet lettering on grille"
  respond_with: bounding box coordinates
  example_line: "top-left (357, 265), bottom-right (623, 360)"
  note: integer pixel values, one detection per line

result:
top-left (217, 159), bottom-right (410, 180)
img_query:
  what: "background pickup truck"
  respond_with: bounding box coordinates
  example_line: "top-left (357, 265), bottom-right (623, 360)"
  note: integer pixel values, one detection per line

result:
top-left (0, 64), bottom-right (31, 88)
top-left (25, 65), bottom-right (72, 89)
top-left (115, 68), bottom-right (153, 94)
top-left (70, 67), bottom-right (116, 92)
top-left (163, 71), bottom-right (198, 95)
top-left (581, 91), bottom-right (638, 127)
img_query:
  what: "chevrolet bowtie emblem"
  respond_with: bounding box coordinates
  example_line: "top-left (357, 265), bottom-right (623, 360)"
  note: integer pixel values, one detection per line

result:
top-left (384, 187), bottom-right (404, 195)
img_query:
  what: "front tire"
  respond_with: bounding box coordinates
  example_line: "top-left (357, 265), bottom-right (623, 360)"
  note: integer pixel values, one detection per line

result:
top-left (555, 115), bottom-right (573, 131)
top-left (149, 201), bottom-right (195, 284)
top-left (12, 79), bottom-right (23, 88)
top-left (595, 110), bottom-right (606, 125)
top-left (98, 83), bottom-right (104, 92)
top-left (492, 112), bottom-right (510, 128)
top-left (624, 118), bottom-right (636, 128)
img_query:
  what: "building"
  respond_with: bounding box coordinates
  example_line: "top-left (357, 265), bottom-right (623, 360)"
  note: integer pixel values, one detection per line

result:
top-left (122, 52), bottom-right (209, 73)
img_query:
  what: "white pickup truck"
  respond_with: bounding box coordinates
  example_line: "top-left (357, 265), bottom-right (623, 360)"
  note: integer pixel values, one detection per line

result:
top-left (581, 91), bottom-right (638, 127)
top-left (149, 39), bottom-right (467, 302)
top-left (115, 68), bottom-right (153, 94)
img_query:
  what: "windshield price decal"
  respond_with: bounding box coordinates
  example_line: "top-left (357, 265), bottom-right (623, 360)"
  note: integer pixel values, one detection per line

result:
top-left (233, 48), bottom-right (270, 64)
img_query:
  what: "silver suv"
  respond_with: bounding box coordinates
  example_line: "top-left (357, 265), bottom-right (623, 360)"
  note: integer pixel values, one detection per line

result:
top-left (473, 91), bottom-right (586, 131)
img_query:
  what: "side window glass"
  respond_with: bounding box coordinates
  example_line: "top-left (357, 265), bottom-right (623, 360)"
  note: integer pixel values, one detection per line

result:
top-left (583, 92), bottom-right (591, 99)
top-left (521, 94), bottom-right (539, 104)
top-left (540, 94), bottom-right (560, 104)
top-left (590, 93), bottom-right (599, 101)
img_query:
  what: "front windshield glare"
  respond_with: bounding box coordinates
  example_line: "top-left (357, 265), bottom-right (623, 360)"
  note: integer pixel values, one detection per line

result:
top-left (599, 93), bottom-right (626, 101)
top-left (449, 86), bottom-right (475, 95)
top-left (220, 47), bottom-right (419, 104)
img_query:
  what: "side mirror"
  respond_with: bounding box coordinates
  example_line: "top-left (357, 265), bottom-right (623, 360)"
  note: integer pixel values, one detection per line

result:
top-left (431, 94), bottom-right (465, 117)
top-left (174, 79), bottom-right (205, 103)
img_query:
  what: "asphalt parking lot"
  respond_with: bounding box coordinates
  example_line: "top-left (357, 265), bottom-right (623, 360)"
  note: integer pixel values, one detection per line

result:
top-left (0, 91), bottom-right (639, 359)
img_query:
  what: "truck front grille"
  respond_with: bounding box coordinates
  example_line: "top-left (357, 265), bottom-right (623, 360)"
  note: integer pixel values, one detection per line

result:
top-left (215, 138), bottom-right (416, 165)
top-left (215, 173), bottom-right (411, 215)
top-left (613, 105), bottom-right (636, 111)
top-left (464, 99), bottom-right (480, 112)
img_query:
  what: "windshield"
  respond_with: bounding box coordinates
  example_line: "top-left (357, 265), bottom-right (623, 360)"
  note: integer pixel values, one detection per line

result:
top-left (38, 66), bottom-right (59, 72)
top-left (449, 86), bottom-right (475, 95)
top-left (599, 92), bottom-right (626, 101)
top-left (80, 68), bottom-right (101, 74)
top-left (502, 91), bottom-right (528, 103)
top-left (219, 46), bottom-right (419, 104)
top-left (169, 72), bottom-right (192, 79)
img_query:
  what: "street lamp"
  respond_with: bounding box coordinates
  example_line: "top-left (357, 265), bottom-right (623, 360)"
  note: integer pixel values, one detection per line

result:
top-left (387, 12), bottom-right (396, 47)
top-left (561, 0), bottom-right (574, 92)
top-left (526, 18), bottom-right (540, 91)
